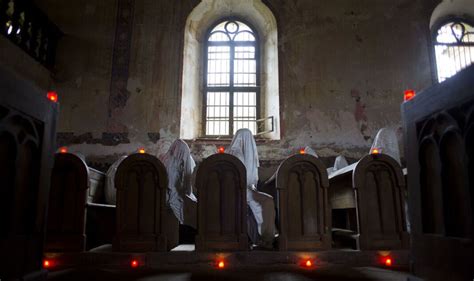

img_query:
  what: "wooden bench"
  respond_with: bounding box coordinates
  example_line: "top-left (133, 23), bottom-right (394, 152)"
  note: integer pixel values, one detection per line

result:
top-left (113, 153), bottom-right (178, 252)
top-left (329, 154), bottom-right (408, 250)
top-left (0, 66), bottom-right (58, 280)
top-left (275, 154), bottom-right (331, 250)
top-left (195, 153), bottom-right (248, 251)
top-left (45, 152), bottom-right (107, 252)
top-left (402, 65), bottom-right (474, 281)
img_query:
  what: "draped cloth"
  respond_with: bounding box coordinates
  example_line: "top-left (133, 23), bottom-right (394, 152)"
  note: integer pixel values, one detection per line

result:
top-left (370, 128), bottom-right (401, 164)
top-left (327, 155), bottom-right (349, 175)
top-left (227, 129), bottom-right (275, 248)
top-left (159, 139), bottom-right (197, 225)
top-left (105, 155), bottom-right (127, 205)
top-left (303, 146), bottom-right (319, 157)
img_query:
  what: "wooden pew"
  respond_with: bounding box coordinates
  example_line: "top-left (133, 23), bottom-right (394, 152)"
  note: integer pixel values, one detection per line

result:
top-left (88, 166), bottom-right (105, 203)
top-left (45, 152), bottom-right (106, 252)
top-left (328, 165), bottom-right (357, 221)
top-left (195, 154), bottom-right (248, 251)
top-left (46, 153), bottom-right (89, 252)
top-left (329, 154), bottom-right (408, 250)
top-left (353, 154), bottom-right (408, 250)
top-left (85, 202), bottom-right (116, 250)
top-left (113, 153), bottom-right (178, 252)
top-left (402, 65), bottom-right (474, 281)
top-left (0, 66), bottom-right (58, 280)
top-left (275, 154), bottom-right (331, 250)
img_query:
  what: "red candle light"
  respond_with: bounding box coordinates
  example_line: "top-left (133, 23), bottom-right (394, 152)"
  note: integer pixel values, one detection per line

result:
top-left (218, 146), bottom-right (225, 154)
top-left (59, 147), bottom-right (68, 153)
top-left (371, 148), bottom-right (380, 155)
top-left (404, 89), bottom-right (416, 102)
top-left (43, 259), bottom-right (52, 269)
top-left (299, 148), bottom-right (306, 155)
top-left (47, 91), bottom-right (58, 103)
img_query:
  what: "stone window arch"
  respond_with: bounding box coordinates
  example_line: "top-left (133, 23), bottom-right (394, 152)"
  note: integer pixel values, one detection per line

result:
top-left (432, 19), bottom-right (474, 82)
top-left (180, 0), bottom-right (280, 139)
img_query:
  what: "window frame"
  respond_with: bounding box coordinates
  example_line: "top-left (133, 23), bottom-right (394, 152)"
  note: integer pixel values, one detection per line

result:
top-left (202, 17), bottom-right (261, 137)
top-left (430, 16), bottom-right (474, 83)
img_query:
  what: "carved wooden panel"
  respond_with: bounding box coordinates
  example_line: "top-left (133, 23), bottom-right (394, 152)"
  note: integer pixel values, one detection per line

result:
top-left (276, 154), bottom-right (331, 250)
top-left (195, 154), bottom-right (247, 251)
top-left (46, 153), bottom-right (89, 252)
top-left (113, 153), bottom-right (178, 252)
top-left (403, 65), bottom-right (474, 280)
top-left (0, 66), bottom-right (58, 280)
top-left (353, 154), bottom-right (408, 250)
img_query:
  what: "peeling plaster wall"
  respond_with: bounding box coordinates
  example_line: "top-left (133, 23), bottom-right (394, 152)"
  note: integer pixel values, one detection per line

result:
top-left (29, 0), bottom-right (437, 173)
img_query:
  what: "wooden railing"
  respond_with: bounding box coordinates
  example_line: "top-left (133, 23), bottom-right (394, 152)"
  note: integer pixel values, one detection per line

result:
top-left (0, 0), bottom-right (62, 68)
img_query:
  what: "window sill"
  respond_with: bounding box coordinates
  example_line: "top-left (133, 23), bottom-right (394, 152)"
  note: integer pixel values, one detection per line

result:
top-left (184, 137), bottom-right (280, 145)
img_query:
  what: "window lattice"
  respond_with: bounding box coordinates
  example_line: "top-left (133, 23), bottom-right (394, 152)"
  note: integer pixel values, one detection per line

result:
top-left (434, 21), bottom-right (474, 82)
top-left (204, 20), bottom-right (258, 136)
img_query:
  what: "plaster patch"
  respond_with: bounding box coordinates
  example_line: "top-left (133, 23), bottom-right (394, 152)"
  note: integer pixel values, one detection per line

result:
top-left (126, 77), bottom-right (143, 94)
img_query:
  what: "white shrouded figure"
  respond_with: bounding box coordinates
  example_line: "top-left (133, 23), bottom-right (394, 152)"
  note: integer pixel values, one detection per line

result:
top-left (303, 146), bottom-right (319, 157)
top-left (327, 155), bottom-right (350, 175)
top-left (159, 139), bottom-right (197, 225)
top-left (227, 128), bottom-right (276, 248)
top-left (333, 155), bottom-right (349, 170)
top-left (105, 155), bottom-right (127, 205)
top-left (370, 128), bottom-right (401, 164)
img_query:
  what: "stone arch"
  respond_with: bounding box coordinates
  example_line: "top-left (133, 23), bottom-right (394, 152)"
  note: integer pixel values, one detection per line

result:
top-left (180, 0), bottom-right (280, 139)
top-left (430, 0), bottom-right (474, 29)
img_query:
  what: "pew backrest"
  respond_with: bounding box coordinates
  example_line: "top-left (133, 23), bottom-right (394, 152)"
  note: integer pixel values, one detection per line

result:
top-left (195, 153), bottom-right (248, 251)
top-left (276, 154), bottom-right (331, 250)
top-left (402, 65), bottom-right (474, 280)
top-left (113, 153), bottom-right (178, 252)
top-left (0, 66), bottom-right (58, 279)
top-left (353, 154), bottom-right (408, 250)
top-left (46, 152), bottom-right (89, 252)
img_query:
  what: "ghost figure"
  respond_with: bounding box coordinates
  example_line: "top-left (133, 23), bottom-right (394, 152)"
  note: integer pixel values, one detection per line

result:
top-left (327, 155), bottom-right (350, 175)
top-left (370, 128), bottom-right (401, 164)
top-left (159, 139), bottom-right (197, 225)
top-left (303, 146), bottom-right (319, 157)
top-left (227, 128), bottom-right (276, 248)
top-left (105, 155), bottom-right (128, 205)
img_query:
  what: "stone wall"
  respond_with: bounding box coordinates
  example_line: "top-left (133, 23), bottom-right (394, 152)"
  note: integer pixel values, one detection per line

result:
top-left (28, 0), bottom-right (439, 174)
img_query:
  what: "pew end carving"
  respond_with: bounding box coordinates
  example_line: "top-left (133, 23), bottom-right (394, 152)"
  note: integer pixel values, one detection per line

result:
top-left (276, 154), bottom-right (331, 251)
top-left (0, 66), bottom-right (58, 280)
top-left (353, 154), bottom-right (408, 250)
top-left (402, 65), bottom-right (474, 281)
top-left (195, 154), bottom-right (248, 251)
top-left (113, 153), bottom-right (178, 252)
top-left (46, 153), bottom-right (90, 252)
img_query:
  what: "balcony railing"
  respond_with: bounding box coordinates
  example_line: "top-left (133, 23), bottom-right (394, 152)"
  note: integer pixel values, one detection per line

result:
top-left (0, 0), bottom-right (62, 69)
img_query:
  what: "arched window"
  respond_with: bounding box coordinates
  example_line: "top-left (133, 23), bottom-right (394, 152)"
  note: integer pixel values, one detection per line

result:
top-left (204, 20), bottom-right (259, 136)
top-left (180, 0), bottom-right (280, 140)
top-left (433, 20), bottom-right (474, 82)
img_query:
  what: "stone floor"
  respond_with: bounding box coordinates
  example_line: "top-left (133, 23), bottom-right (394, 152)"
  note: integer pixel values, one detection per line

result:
top-left (47, 265), bottom-right (415, 281)
top-left (45, 244), bottom-right (415, 281)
